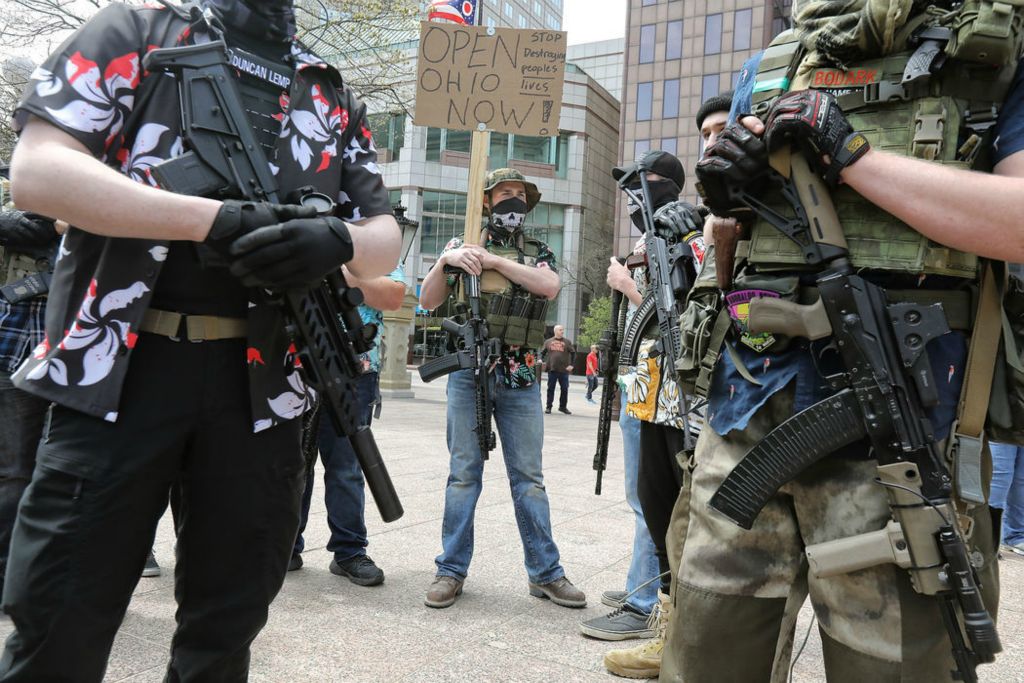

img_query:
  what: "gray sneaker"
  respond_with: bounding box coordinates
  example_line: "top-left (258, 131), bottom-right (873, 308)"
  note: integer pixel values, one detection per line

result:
top-left (602, 590), bottom-right (628, 608)
top-left (1002, 542), bottom-right (1024, 557)
top-left (141, 550), bottom-right (161, 578)
top-left (528, 576), bottom-right (586, 608)
top-left (580, 604), bottom-right (655, 641)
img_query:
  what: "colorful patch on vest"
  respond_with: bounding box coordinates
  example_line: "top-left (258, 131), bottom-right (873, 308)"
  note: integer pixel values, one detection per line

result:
top-left (726, 289), bottom-right (779, 353)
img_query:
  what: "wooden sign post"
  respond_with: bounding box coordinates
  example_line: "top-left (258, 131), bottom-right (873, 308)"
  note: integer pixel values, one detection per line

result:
top-left (414, 21), bottom-right (568, 246)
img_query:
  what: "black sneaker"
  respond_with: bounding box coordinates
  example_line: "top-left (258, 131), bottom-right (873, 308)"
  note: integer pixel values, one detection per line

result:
top-left (288, 553), bottom-right (303, 571)
top-left (141, 550), bottom-right (161, 578)
top-left (545, 407), bottom-right (552, 414)
top-left (330, 554), bottom-right (384, 586)
top-left (558, 407), bottom-right (572, 415)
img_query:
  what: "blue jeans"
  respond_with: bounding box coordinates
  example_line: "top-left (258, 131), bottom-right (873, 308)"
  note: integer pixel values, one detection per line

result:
top-left (436, 368), bottom-right (564, 584)
top-left (989, 442), bottom-right (1024, 547)
top-left (295, 372), bottom-right (378, 561)
top-left (620, 392), bottom-right (659, 614)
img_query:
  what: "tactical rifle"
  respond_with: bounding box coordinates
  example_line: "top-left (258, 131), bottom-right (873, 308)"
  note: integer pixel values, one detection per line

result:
top-left (707, 151), bottom-right (999, 681)
top-left (418, 271), bottom-right (500, 459)
top-left (143, 39), bottom-right (404, 523)
top-left (616, 166), bottom-right (699, 448)
top-left (593, 271), bottom-right (627, 495)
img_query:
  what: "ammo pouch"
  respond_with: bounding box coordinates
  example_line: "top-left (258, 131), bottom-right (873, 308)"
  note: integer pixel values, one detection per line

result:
top-left (485, 291), bottom-right (548, 348)
top-left (987, 271), bottom-right (1024, 445)
top-left (0, 247), bottom-right (52, 303)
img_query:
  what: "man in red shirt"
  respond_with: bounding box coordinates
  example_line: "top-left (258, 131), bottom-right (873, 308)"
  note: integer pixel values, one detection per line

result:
top-left (585, 344), bottom-right (599, 404)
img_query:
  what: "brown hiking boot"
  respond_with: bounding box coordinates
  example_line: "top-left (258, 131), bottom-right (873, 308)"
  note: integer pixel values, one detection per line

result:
top-left (604, 591), bottom-right (670, 679)
top-left (424, 576), bottom-right (463, 608)
top-left (528, 576), bottom-right (586, 608)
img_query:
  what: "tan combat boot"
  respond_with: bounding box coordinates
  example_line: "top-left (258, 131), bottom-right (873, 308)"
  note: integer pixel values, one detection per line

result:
top-left (603, 590), bottom-right (671, 679)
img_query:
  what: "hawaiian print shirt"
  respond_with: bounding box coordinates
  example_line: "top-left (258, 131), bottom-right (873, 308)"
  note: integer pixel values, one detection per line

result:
top-left (358, 266), bottom-right (405, 375)
top-left (10, 4), bottom-right (391, 430)
top-left (440, 233), bottom-right (556, 389)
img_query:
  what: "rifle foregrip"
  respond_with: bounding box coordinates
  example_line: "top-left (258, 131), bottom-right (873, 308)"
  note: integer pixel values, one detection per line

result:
top-left (709, 389), bottom-right (866, 529)
top-left (349, 426), bottom-right (404, 522)
top-left (748, 297), bottom-right (833, 341)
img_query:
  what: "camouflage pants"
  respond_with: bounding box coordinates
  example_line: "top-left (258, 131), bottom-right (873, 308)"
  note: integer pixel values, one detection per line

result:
top-left (660, 386), bottom-right (999, 683)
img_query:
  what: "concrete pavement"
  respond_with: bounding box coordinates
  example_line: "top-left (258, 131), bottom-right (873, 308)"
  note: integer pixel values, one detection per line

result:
top-left (2, 373), bottom-right (1022, 681)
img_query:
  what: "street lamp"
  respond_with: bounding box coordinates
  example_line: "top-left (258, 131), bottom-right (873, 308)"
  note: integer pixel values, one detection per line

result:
top-left (393, 203), bottom-right (419, 266)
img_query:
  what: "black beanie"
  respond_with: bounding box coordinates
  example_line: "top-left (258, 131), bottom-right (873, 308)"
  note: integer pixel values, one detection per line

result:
top-left (696, 90), bottom-right (734, 130)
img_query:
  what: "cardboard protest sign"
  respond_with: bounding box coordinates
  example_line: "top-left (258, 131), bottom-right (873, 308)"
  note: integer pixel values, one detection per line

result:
top-left (414, 21), bottom-right (567, 137)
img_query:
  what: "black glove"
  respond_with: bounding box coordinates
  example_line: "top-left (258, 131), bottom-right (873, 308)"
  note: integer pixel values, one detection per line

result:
top-left (0, 210), bottom-right (58, 248)
top-left (205, 200), bottom-right (317, 258)
top-left (694, 123), bottom-right (770, 217)
top-left (653, 201), bottom-right (703, 240)
top-left (227, 215), bottom-right (354, 290)
top-left (763, 90), bottom-right (870, 186)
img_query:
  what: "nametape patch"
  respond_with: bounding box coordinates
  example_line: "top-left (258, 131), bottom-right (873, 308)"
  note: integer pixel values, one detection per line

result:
top-left (229, 48), bottom-right (292, 90)
top-left (811, 69), bottom-right (878, 87)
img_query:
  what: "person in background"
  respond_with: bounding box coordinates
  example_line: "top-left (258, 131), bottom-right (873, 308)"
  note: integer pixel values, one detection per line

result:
top-left (542, 324), bottom-right (575, 414)
top-left (990, 442), bottom-right (1024, 556)
top-left (584, 344), bottom-right (599, 404)
top-left (290, 265), bottom-right (406, 585)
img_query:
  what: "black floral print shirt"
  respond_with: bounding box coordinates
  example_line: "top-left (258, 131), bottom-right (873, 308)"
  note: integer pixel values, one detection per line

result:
top-left (10, 4), bottom-right (391, 431)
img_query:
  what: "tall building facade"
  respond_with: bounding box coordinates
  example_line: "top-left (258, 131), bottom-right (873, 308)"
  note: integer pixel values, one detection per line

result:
top-left (567, 38), bottom-right (625, 101)
top-left (479, 0), bottom-right (564, 30)
top-left (614, 0), bottom-right (791, 255)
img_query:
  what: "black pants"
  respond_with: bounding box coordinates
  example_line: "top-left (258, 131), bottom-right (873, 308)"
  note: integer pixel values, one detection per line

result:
top-left (638, 420), bottom-right (685, 594)
top-left (0, 334), bottom-right (305, 682)
top-left (546, 370), bottom-right (570, 410)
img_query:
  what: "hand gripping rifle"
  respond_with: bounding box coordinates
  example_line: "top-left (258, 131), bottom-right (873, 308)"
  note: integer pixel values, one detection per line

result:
top-left (593, 273), bottom-right (628, 495)
top-left (143, 40), bottom-right (403, 522)
top-left (418, 271), bottom-right (500, 459)
top-left (707, 150), bottom-right (999, 681)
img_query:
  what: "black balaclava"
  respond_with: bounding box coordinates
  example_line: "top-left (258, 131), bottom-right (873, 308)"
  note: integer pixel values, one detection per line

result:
top-left (205, 0), bottom-right (297, 43)
top-left (627, 179), bottom-right (679, 231)
top-left (488, 196), bottom-right (529, 242)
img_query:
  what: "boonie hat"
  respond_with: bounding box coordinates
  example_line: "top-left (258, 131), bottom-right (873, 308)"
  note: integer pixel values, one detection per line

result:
top-left (483, 168), bottom-right (541, 213)
top-left (612, 150), bottom-right (685, 192)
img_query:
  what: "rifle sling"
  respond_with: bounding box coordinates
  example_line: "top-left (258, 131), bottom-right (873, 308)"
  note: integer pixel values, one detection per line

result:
top-left (950, 260), bottom-right (1003, 505)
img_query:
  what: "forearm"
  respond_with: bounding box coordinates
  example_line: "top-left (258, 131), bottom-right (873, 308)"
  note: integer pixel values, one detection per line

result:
top-left (346, 214), bottom-right (401, 278)
top-left (11, 119), bottom-right (220, 240)
top-left (489, 259), bottom-right (560, 299)
top-left (347, 271), bottom-right (406, 311)
top-left (840, 149), bottom-right (1024, 261)
top-left (419, 257), bottom-right (451, 311)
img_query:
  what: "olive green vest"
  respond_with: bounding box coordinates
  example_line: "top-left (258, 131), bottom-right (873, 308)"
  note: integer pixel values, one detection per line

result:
top-left (458, 235), bottom-right (550, 348)
top-left (744, 10), bottom-right (1023, 279)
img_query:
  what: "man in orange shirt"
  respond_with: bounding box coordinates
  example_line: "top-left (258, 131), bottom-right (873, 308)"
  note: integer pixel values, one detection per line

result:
top-left (585, 344), bottom-right (599, 404)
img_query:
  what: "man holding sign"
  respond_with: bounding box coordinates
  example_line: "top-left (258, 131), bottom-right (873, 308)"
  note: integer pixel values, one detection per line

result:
top-left (418, 168), bottom-right (584, 609)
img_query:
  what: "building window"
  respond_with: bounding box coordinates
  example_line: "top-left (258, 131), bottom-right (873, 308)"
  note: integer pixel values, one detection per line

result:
top-left (772, 0), bottom-right (793, 37)
top-left (420, 191), bottom-right (468, 258)
top-left (666, 20), bottom-right (683, 60)
top-left (734, 8), bottom-right (752, 51)
top-left (702, 73), bottom-right (721, 103)
top-left (642, 0), bottom-right (657, 5)
top-left (636, 82), bottom-right (653, 121)
top-left (547, 13), bottom-right (560, 29)
top-left (518, 14), bottom-right (527, 27)
top-left (662, 79), bottom-right (680, 119)
top-left (704, 13), bottom-right (722, 55)
top-left (634, 139), bottom-right (651, 160)
top-left (660, 138), bottom-right (678, 156)
top-left (639, 24), bottom-right (656, 64)
top-left (367, 112), bottom-right (405, 161)
top-left (534, 0), bottom-right (542, 16)
top-left (504, 2), bottom-right (513, 17)
top-left (488, 132), bottom-right (570, 179)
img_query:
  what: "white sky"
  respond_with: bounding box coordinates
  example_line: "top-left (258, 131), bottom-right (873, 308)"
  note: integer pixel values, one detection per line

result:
top-left (563, 0), bottom-right (627, 46)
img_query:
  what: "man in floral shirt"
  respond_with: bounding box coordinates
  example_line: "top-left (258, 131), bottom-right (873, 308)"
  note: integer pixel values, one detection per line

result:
top-left (2, 1), bottom-right (399, 680)
top-left (418, 168), bottom-right (585, 610)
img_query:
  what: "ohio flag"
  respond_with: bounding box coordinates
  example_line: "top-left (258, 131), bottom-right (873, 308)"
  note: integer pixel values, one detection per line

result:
top-left (428, 0), bottom-right (479, 25)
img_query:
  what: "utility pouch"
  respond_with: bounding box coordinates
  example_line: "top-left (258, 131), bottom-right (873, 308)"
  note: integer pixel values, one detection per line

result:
top-left (946, 0), bottom-right (1024, 67)
top-left (526, 298), bottom-right (549, 349)
top-left (676, 246), bottom-right (726, 397)
top-left (503, 295), bottom-right (532, 347)
top-left (0, 271), bottom-right (50, 303)
top-left (725, 271), bottom-right (801, 355)
top-left (486, 293), bottom-right (513, 343)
